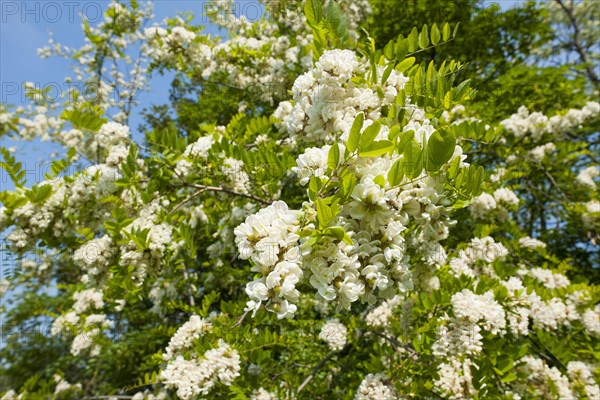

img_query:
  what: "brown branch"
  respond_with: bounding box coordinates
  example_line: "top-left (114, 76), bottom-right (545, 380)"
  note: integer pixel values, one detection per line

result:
top-left (554, 0), bottom-right (600, 86)
top-left (297, 349), bottom-right (341, 392)
top-left (183, 183), bottom-right (272, 205)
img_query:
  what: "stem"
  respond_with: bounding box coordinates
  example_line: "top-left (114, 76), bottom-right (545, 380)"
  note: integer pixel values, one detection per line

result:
top-left (297, 350), bottom-right (340, 392)
top-left (183, 183), bottom-right (272, 205)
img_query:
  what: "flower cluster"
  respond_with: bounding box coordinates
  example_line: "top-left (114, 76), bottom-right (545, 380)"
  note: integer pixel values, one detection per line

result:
top-left (501, 102), bottom-right (600, 141)
top-left (161, 339), bottom-right (241, 399)
top-left (273, 49), bottom-right (409, 144)
top-left (448, 236), bottom-right (508, 278)
top-left (234, 201), bottom-right (302, 318)
top-left (318, 320), bottom-right (348, 351)
top-left (470, 188), bottom-right (519, 221)
top-left (353, 373), bottom-right (397, 400)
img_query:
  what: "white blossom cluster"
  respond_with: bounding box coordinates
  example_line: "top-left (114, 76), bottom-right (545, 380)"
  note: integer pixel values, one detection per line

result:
top-left (501, 102), bottom-right (600, 141)
top-left (131, 390), bottom-right (168, 400)
top-left (448, 236), bottom-right (508, 278)
top-left (566, 361), bottom-right (600, 399)
top-left (236, 49), bottom-right (471, 316)
top-left (144, 1), bottom-right (371, 105)
top-left (235, 201), bottom-right (302, 318)
top-left (174, 134), bottom-right (217, 179)
top-left (5, 164), bottom-right (121, 250)
top-left (451, 289), bottom-right (506, 334)
top-left (53, 374), bottom-right (82, 396)
top-left (72, 288), bottom-right (104, 314)
top-left (73, 235), bottom-right (115, 276)
top-left (517, 356), bottom-right (574, 399)
top-left (70, 314), bottom-right (113, 356)
top-left (90, 121), bottom-right (132, 167)
top-left (273, 49), bottom-right (409, 144)
top-left (527, 142), bottom-right (556, 162)
top-left (120, 199), bottom-right (184, 283)
top-left (250, 388), bottom-right (278, 400)
top-left (576, 165), bottom-right (599, 189)
top-left (161, 339), bottom-right (240, 399)
top-left (365, 296), bottom-right (401, 328)
top-left (15, 105), bottom-right (62, 141)
top-left (526, 267), bottom-right (570, 289)
top-left (469, 188), bottom-right (519, 221)
top-left (435, 358), bottom-right (475, 400)
top-left (318, 320), bottom-right (348, 351)
top-left (163, 315), bottom-right (213, 361)
top-left (502, 275), bottom-right (597, 334)
top-left (353, 373), bottom-right (397, 400)
top-left (518, 236), bottom-right (547, 250)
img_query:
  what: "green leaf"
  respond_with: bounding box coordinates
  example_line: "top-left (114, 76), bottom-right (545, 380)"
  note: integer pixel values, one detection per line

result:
top-left (328, 143), bottom-right (340, 170)
top-left (418, 24), bottom-right (429, 49)
top-left (396, 130), bottom-right (414, 153)
top-left (316, 198), bottom-right (334, 229)
top-left (425, 128), bottom-right (456, 172)
top-left (360, 121), bottom-right (382, 149)
top-left (388, 159), bottom-right (404, 186)
top-left (373, 175), bottom-right (386, 187)
top-left (442, 23), bottom-right (451, 41)
top-left (359, 140), bottom-right (394, 157)
top-left (396, 57), bottom-right (416, 72)
top-left (309, 175), bottom-right (322, 194)
top-left (501, 373), bottom-right (517, 383)
top-left (26, 184), bottom-right (53, 203)
top-left (347, 113), bottom-right (364, 152)
top-left (407, 27), bottom-right (419, 52)
top-left (402, 140), bottom-right (423, 179)
top-left (453, 21), bottom-right (461, 38)
top-left (325, 226), bottom-right (352, 244)
top-left (339, 170), bottom-right (356, 200)
top-left (395, 38), bottom-right (409, 61)
top-left (382, 62), bottom-right (394, 84)
top-left (431, 23), bottom-right (441, 45)
top-left (304, 0), bottom-right (322, 24)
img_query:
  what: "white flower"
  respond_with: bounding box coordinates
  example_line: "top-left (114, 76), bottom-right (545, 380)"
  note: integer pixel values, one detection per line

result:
top-left (163, 315), bottom-right (212, 360)
top-left (72, 288), bottom-right (104, 314)
top-left (292, 145), bottom-right (336, 185)
top-left (528, 268), bottom-right (570, 289)
top-left (470, 193), bottom-right (497, 219)
top-left (250, 387), bottom-right (278, 400)
top-left (161, 340), bottom-right (240, 399)
top-left (319, 320), bottom-right (348, 351)
top-left (576, 166), bottom-right (599, 188)
top-left (518, 236), bottom-right (546, 250)
top-left (184, 135), bottom-right (215, 158)
top-left (354, 373), bottom-right (396, 400)
top-left (493, 188), bottom-right (519, 207)
top-left (451, 289), bottom-right (506, 334)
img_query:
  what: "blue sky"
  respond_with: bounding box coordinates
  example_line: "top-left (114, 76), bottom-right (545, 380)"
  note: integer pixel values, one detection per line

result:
top-left (0, 0), bottom-right (522, 186)
top-left (0, 1), bottom-right (228, 189)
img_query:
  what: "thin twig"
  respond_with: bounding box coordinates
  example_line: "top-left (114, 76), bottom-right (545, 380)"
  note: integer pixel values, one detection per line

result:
top-left (231, 309), bottom-right (250, 328)
top-left (554, 0), bottom-right (600, 86)
top-left (170, 188), bottom-right (206, 214)
top-left (297, 350), bottom-right (340, 392)
top-left (184, 183), bottom-right (272, 205)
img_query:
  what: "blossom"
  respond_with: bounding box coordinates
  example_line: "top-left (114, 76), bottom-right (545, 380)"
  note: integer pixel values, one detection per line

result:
top-left (72, 288), bottom-right (104, 314)
top-left (163, 315), bottom-right (212, 360)
top-left (319, 320), bottom-right (348, 351)
top-left (576, 166), bottom-right (599, 188)
top-left (161, 340), bottom-right (240, 399)
top-left (354, 373), bottom-right (396, 400)
top-left (469, 192), bottom-right (496, 219)
top-left (451, 289), bottom-right (506, 334)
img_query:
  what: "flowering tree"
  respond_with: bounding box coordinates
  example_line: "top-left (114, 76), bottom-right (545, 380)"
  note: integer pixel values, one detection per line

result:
top-left (0, 1), bottom-right (598, 399)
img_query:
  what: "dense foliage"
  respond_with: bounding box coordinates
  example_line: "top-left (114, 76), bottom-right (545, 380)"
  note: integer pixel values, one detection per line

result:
top-left (0, 1), bottom-right (598, 399)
